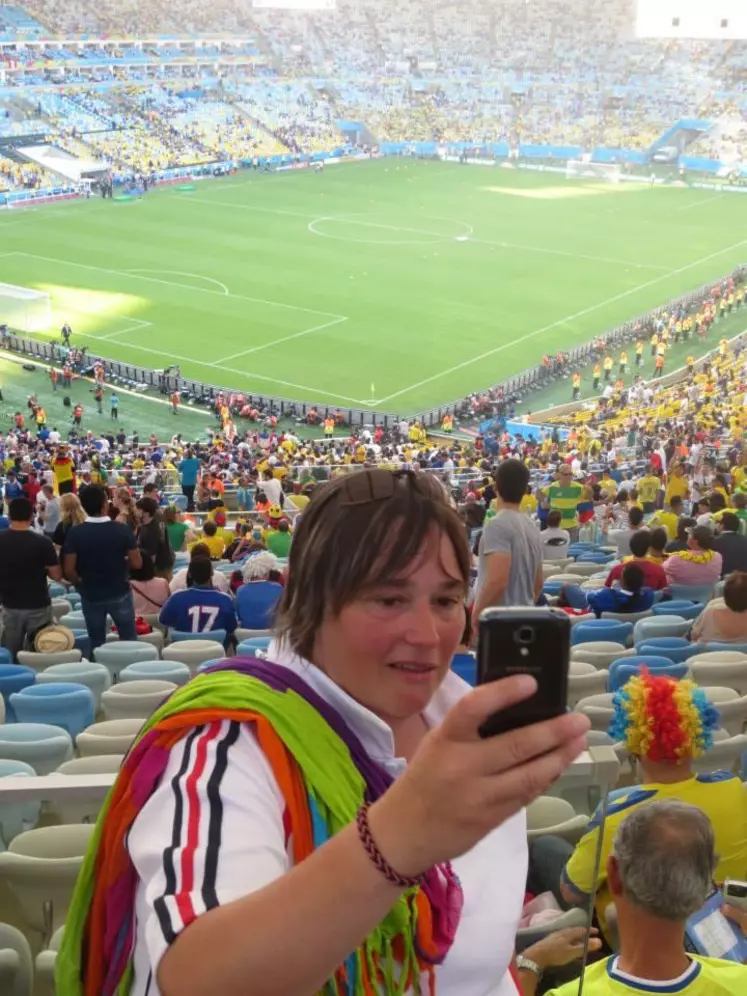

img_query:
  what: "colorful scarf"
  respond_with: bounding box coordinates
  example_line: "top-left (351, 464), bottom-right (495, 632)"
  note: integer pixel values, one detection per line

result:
top-left (56, 658), bottom-right (463, 996)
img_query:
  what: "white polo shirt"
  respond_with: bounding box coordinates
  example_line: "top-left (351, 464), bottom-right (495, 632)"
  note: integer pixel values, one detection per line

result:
top-left (127, 646), bottom-right (526, 996)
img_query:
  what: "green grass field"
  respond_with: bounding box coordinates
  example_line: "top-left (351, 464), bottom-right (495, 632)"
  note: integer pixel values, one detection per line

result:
top-left (1, 161), bottom-right (746, 415)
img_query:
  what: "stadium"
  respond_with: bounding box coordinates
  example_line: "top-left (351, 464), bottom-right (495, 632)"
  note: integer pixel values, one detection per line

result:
top-left (0, 2), bottom-right (747, 995)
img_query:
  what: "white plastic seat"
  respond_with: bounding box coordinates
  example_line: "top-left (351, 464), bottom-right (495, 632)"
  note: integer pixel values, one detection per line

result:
top-left (76, 718), bottom-right (143, 758)
top-left (94, 641), bottom-right (159, 682)
top-left (0, 922), bottom-right (33, 996)
top-left (36, 661), bottom-right (111, 709)
top-left (35, 924), bottom-right (64, 996)
top-left (566, 562), bottom-right (609, 578)
top-left (0, 725), bottom-right (73, 776)
top-left (0, 824), bottom-right (95, 946)
top-left (17, 650), bottom-right (82, 673)
top-left (691, 733), bottom-right (747, 775)
top-left (162, 640), bottom-right (225, 674)
top-left (575, 693), bottom-right (615, 733)
top-left (105, 631), bottom-right (165, 653)
top-left (689, 656), bottom-right (747, 696)
top-left (101, 680), bottom-right (175, 721)
top-left (704, 693), bottom-right (747, 737)
top-left (568, 669), bottom-right (609, 707)
top-left (526, 796), bottom-right (589, 844)
top-left (53, 755), bottom-right (123, 824)
top-left (601, 610), bottom-right (653, 626)
top-left (570, 642), bottom-right (633, 670)
top-left (50, 599), bottom-right (72, 622)
top-left (234, 628), bottom-right (272, 643)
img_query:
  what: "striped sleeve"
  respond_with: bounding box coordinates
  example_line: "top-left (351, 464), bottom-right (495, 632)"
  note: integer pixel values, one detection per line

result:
top-left (127, 719), bottom-right (290, 984)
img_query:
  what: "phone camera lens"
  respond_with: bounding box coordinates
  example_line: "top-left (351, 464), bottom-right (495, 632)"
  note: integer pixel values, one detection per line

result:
top-left (516, 626), bottom-right (535, 645)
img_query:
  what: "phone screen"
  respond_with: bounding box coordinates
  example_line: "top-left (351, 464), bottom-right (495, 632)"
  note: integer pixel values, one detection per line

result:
top-left (476, 607), bottom-right (570, 738)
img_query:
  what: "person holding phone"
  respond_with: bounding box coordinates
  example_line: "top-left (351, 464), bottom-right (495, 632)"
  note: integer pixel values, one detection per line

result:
top-left (60, 469), bottom-right (589, 996)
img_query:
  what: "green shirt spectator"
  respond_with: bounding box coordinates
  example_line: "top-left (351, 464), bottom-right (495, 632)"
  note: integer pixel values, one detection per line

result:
top-left (266, 521), bottom-right (292, 558)
top-left (543, 468), bottom-right (584, 530)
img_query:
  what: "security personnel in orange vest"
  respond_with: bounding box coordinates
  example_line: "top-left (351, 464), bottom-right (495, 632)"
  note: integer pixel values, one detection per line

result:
top-left (572, 371), bottom-right (581, 400)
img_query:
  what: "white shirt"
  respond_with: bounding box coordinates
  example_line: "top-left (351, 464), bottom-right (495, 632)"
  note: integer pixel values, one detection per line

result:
top-left (260, 476), bottom-right (283, 506)
top-left (127, 647), bottom-right (526, 996)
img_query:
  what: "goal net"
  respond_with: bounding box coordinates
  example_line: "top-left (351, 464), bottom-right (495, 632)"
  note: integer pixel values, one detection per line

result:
top-left (566, 159), bottom-right (622, 182)
top-left (0, 284), bottom-right (51, 334)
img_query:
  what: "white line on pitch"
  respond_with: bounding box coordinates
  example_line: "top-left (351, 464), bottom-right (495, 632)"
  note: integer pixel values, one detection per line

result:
top-left (212, 315), bottom-right (348, 365)
top-left (368, 236), bottom-right (747, 407)
top-left (678, 193), bottom-right (724, 212)
top-left (12, 251), bottom-right (347, 321)
top-left (184, 196), bottom-right (667, 270)
top-left (124, 269), bottom-right (231, 296)
top-left (98, 319), bottom-right (153, 341)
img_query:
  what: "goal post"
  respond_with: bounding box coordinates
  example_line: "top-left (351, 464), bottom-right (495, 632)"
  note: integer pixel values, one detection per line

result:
top-left (0, 284), bottom-right (51, 334)
top-left (565, 159), bottom-right (622, 182)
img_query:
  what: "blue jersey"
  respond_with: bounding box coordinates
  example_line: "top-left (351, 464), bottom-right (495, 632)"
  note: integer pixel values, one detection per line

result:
top-left (159, 588), bottom-right (237, 636)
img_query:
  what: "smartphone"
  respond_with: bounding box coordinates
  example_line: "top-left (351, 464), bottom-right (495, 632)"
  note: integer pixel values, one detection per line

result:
top-left (476, 607), bottom-right (570, 738)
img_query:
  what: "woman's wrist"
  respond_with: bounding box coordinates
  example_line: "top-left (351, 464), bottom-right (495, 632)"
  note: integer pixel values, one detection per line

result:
top-left (365, 795), bottom-right (432, 881)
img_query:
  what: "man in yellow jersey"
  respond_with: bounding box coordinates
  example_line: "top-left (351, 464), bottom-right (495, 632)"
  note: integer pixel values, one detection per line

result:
top-left (665, 462), bottom-right (690, 505)
top-left (556, 673), bottom-right (747, 938)
top-left (618, 350), bottom-right (628, 375)
top-left (634, 339), bottom-right (644, 366)
top-left (572, 371), bottom-right (581, 401)
top-left (593, 363), bottom-right (602, 391)
top-left (686, 354), bottom-right (695, 375)
top-left (648, 495), bottom-right (683, 541)
top-left (540, 800), bottom-right (747, 996)
top-left (603, 355), bottom-right (614, 381)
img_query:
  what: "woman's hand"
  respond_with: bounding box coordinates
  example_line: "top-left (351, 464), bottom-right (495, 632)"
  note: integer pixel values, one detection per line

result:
top-left (369, 675), bottom-right (589, 876)
top-left (523, 926), bottom-right (601, 970)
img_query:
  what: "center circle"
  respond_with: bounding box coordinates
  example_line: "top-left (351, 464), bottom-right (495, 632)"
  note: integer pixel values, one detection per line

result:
top-left (308, 214), bottom-right (473, 246)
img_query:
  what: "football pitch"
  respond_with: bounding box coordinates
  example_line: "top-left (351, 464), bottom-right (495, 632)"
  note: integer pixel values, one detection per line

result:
top-left (1, 160), bottom-right (746, 415)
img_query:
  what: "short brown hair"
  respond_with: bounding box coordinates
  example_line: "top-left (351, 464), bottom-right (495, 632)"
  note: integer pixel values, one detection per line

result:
top-left (724, 572), bottom-right (747, 613)
top-left (275, 470), bottom-right (470, 660)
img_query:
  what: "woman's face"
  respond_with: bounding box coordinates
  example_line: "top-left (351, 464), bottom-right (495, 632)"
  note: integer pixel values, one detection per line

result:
top-left (312, 530), bottom-right (466, 727)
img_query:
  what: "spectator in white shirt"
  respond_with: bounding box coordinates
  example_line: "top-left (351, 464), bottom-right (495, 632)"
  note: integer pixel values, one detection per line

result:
top-left (606, 507), bottom-right (645, 558)
top-left (541, 510), bottom-right (571, 560)
top-left (259, 468), bottom-right (283, 506)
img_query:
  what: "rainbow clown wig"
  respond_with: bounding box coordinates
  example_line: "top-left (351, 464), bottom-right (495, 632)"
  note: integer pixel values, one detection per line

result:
top-left (610, 668), bottom-right (720, 762)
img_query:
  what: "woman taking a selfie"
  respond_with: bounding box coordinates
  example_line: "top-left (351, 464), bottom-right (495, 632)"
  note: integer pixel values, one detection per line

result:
top-left (61, 470), bottom-right (589, 996)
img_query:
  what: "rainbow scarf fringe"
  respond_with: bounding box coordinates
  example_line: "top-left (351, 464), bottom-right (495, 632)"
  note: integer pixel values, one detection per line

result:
top-left (610, 667), bottom-right (719, 762)
top-left (56, 658), bottom-right (463, 996)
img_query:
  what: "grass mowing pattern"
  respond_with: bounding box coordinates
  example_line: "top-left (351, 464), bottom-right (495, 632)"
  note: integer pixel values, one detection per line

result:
top-left (1, 161), bottom-right (746, 415)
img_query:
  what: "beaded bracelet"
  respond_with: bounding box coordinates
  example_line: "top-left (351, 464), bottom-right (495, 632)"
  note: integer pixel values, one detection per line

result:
top-left (356, 802), bottom-right (425, 889)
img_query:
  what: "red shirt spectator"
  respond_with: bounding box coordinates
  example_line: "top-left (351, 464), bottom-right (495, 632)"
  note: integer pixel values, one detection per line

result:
top-left (606, 557), bottom-right (668, 591)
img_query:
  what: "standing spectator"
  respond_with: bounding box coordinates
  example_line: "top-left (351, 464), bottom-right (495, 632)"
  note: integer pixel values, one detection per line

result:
top-left (37, 484), bottom-right (61, 542)
top-left (606, 506), bottom-right (644, 558)
top-left (260, 468), bottom-right (283, 507)
top-left (52, 493), bottom-right (86, 550)
top-left (539, 510), bottom-right (571, 561)
top-left (62, 484), bottom-right (142, 652)
top-left (473, 459), bottom-right (544, 616)
top-left (135, 497), bottom-right (174, 579)
top-left (110, 393), bottom-right (119, 420)
top-left (544, 802), bottom-right (747, 996)
top-left (713, 513), bottom-right (747, 575)
top-left (543, 466), bottom-right (584, 542)
top-left (664, 526), bottom-right (723, 587)
top-left (3, 471), bottom-right (24, 509)
top-left (0, 497), bottom-right (62, 656)
top-left (52, 444), bottom-right (76, 495)
top-left (22, 470), bottom-right (41, 508)
top-left (159, 557), bottom-right (236, 640)
top-left (178, 447), bottom-right (200, 511)
top-left (235, 550), bottom-right (284, 629)
top-left (162, 504), bottom-right (194, 553)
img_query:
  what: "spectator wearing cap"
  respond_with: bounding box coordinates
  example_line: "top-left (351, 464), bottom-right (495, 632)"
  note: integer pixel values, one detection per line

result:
top-left (544, 801), bottom-right (747, 996)
top-left (0, 497), bottom-right (62, 656)
top-left (235, 551), bottom-right (283, 629)
top-left (664, 526), bottom-right (723, 586)
top-left (713, 512), bottom-right (747, 576)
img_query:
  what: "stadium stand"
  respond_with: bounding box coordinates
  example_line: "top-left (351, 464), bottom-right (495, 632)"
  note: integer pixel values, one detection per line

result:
top-left (1, 2), bottom-right (747, 993)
